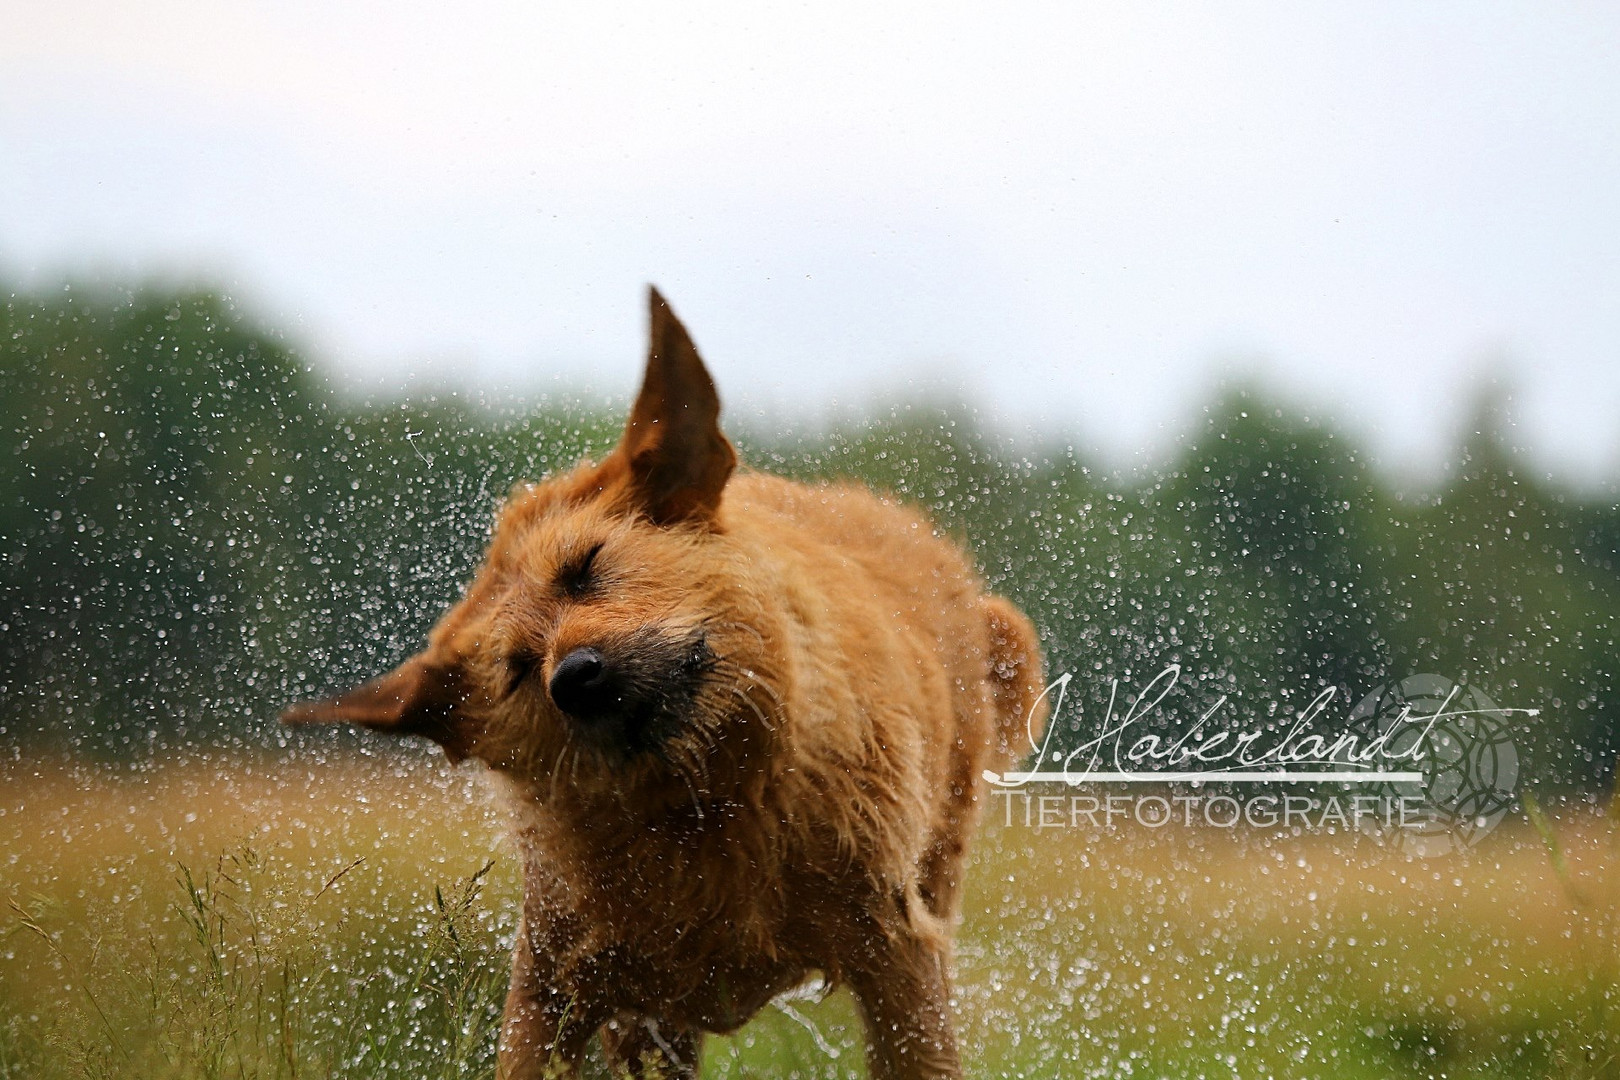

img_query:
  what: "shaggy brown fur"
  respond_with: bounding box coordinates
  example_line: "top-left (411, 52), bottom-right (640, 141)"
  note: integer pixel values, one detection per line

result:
top-left (282, 289), bottom-right (1047, 1079)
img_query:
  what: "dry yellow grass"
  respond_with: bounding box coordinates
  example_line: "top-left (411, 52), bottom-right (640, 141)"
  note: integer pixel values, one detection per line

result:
top-left (4, 756), bottom-right (1619, 1078)
top-left (1, 752), bottom-right (513, 905)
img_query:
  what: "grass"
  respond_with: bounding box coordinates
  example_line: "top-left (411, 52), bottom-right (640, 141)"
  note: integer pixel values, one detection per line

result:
top-left (3, 756), bottom-right (1619, 1079)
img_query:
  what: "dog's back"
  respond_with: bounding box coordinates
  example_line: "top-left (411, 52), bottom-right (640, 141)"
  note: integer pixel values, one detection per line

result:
top-left (720, 472), bottom-right (1046, 923)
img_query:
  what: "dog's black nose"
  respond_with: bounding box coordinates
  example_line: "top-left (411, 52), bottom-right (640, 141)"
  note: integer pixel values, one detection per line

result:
top-left (549, 647), bottom-right (618, 717)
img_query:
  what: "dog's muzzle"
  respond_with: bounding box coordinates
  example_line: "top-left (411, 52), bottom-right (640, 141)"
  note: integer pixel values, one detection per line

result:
top-left (547, 632), bottom-right (714, 755)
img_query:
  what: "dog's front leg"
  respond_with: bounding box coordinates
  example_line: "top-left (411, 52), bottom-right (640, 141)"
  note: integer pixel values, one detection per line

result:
top-left (848, 927), bottom-right (962, 1080)
top-left (496, 915), bottom-right (604, 1080)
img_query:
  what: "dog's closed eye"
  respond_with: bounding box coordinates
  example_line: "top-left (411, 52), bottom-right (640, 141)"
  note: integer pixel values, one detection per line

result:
top-left (502, 651), bottom-right (539, 698)
top-left (557, 542), bottom-right (604, 598)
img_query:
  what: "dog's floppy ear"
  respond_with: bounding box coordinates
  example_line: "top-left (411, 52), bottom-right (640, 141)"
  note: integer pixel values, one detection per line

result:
top-left (280, 653), bottom-right (477, 763)
top-left (616, 286), bottom-right (737, 526)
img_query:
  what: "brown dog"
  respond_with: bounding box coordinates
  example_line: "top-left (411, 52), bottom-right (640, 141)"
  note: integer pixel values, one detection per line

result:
top-left (283, 289), bottom-right (1046, 1079)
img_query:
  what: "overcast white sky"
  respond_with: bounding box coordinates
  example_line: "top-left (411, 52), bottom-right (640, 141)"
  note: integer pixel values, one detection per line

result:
top-left (4, 2), bottom-right (1618, 486)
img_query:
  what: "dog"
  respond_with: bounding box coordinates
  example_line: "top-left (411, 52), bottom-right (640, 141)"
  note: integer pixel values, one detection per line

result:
top-left (282, 289), bottom-right (1047, 1079)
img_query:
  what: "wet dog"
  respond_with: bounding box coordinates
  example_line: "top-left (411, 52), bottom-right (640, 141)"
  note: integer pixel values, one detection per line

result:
top-left (283, 290), bottom-right (1046, 1079)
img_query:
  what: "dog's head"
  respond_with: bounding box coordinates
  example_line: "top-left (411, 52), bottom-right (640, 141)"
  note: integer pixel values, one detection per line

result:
top-left (282, 289), bottom-right (786, 809)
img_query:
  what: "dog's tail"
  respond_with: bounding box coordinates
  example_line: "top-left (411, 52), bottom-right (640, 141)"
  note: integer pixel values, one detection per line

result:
top-left (982, 595), bottom-right (1049, 769)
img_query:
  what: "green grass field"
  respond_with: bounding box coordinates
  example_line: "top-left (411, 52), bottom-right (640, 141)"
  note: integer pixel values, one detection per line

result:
top-left (3, 756), bottom-right (1617, 1079)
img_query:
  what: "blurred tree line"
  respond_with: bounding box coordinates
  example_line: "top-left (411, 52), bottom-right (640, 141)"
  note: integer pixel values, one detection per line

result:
top-left (2, 282), bottom-right (1616, 787)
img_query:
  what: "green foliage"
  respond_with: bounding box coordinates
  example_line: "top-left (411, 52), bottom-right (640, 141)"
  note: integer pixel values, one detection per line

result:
top-left (2, 279), bottom-right (1617, 786)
